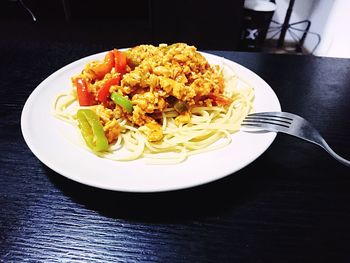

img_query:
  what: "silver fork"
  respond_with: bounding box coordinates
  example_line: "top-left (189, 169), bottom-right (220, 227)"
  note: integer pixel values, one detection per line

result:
top-left (242, 112), bottom-right (350, 167)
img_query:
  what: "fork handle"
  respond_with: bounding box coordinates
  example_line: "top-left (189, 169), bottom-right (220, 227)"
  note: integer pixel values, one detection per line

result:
top-left (318, 139), bottom-right (350, 167)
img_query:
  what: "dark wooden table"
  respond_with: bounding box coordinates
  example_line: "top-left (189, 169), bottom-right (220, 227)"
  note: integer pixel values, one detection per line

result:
top-left (1, 41), bottom-right (350, 262)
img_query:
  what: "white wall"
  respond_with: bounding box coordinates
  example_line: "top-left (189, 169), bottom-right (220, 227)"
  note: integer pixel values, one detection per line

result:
top-left (265, 0), bottom-right (350, 58)
top-left (312, 0), bottom-right (350, 58)
top-left (302, 0), bottom-right (334, 55)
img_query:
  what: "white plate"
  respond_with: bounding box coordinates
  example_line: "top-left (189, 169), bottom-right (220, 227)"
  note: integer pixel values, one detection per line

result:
top-left (21, 51), bottom-right (281, 192)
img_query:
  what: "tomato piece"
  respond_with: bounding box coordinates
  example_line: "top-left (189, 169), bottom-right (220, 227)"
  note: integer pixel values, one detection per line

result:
top-left (113, 49), bottom-right (127, 75)
top-left (74, 78), bottom-right (96, 106)
top-left (91, 51), bottom-right (115, 80)
top-left (207, 93), bottom-right (232, 106)
top-left (97, 76), bottom-right (121, 103)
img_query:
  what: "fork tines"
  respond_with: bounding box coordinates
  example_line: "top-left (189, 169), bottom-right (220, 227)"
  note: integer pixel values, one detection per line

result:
top-left (242, 112), bottom-right (293, 128)
top-left (241, 112), bottom-right (350, 167)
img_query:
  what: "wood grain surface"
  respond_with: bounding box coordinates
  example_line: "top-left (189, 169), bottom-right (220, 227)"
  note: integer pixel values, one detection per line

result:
top-left (1, 41), bottom-right (350, 262)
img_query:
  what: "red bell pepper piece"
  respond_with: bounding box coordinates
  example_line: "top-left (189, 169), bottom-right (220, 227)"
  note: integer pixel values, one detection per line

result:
top-left (97, 76), bottom-right (121, 103)
top-left (91, 51), bottom-right (115, 80)
top-left (74, 77), bottom-right (96, 106)
top-left (113, 49), bottom-right (127, 75)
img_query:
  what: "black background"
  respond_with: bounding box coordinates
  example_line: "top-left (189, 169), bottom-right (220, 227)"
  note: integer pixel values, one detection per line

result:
top-left (0, 0), bottom-right (244, 50)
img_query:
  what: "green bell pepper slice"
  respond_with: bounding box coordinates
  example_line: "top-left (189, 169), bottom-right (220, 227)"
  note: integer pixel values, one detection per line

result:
top-left (111, 92), bottom-right (133, 113)
top-left (76, 109), bottom-right (109, 152)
